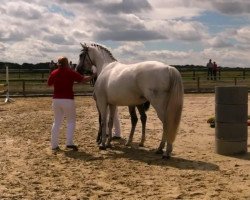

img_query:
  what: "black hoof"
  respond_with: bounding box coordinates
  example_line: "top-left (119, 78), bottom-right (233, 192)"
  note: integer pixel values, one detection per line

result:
top-left (99, 145), bottom-right (106, 150)
top-left (112, 136), bottom-right (121, 140)
top-left (96, 139), bottom-right (102, 145)
top-left (106, 144), bottom-right (112, 148)
top-left (139, 143), bottom-right (144, 147)
top-left (162, 155), bottom-right (171, 160)
top-left (155, 149), bottom-right (164, 154)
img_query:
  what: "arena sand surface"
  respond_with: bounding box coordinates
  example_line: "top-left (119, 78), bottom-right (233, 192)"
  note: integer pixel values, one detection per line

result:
top-left (0, 94), bottom-right (249, 200)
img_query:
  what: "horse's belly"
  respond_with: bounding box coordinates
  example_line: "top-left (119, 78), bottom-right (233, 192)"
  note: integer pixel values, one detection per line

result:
top-left (108, 94), bottom-right (146, 106)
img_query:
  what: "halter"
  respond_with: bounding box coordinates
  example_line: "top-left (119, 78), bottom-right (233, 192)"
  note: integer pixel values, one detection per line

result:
top-left (81, 47), bottom-right (94, 67)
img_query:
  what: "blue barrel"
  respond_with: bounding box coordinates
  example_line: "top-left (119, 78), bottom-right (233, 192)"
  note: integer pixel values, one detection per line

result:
top-left (215, 86), bottom-right (248, 155)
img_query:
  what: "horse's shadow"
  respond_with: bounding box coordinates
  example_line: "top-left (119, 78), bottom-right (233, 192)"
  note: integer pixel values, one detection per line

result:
top-left (108, 144), bottom-right (219, 171)
top-left (65, 141), bottom-right (219, 171)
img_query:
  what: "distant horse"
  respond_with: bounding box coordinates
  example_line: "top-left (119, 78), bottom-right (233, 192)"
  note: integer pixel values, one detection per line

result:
top-left (76, 43), bottom-right (183, 159)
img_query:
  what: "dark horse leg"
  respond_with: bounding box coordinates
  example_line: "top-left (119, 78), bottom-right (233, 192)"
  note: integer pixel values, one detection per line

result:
top-left (125, 105), bottom-right (138, 146)
top-left (125, 102), bottom-right (149, 146)
top-left (137, 104), bottom-right (147, 147)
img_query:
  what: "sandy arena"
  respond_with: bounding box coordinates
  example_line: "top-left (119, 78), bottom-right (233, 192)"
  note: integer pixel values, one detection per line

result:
top-left (0, 94), bottom-right (249, 199)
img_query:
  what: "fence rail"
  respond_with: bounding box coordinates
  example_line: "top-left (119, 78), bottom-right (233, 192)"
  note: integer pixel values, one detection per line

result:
top-left (1, 68), bottom-right (250, 97)
top-left (0, 75), bottom-right (250, 97)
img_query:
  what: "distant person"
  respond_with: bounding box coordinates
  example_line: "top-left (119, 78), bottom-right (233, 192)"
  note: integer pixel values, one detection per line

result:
top-left (206, 59), bottom-right (213, 80)
top-left (213, 61), bottom-right (218, 80)
top-left (47, 56), bottom-right (96, 152)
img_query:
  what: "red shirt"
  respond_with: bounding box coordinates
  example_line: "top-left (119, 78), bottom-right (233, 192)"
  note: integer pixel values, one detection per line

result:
top-left (48, 67), bottom-right (83, 99)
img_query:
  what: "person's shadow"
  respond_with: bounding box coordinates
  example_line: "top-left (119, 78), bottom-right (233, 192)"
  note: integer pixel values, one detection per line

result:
top-left (64, 150), bottom-right (105, 162)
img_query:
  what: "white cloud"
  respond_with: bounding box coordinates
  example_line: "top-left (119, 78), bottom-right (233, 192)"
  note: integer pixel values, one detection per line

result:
top-left (234, 26), bottom-right (250, 43)
top-left (0, 0), bottom-right (250, 67)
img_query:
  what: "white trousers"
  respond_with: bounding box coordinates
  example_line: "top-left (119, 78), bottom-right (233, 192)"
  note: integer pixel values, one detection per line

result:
top-left (107, 107), bottom-right (121, 137)
top-left (51, 99), bottom-right (76, 149)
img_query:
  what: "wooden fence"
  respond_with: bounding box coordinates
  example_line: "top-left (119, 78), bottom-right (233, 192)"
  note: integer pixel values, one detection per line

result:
top-left (1, 68), bottom-right (250, 97)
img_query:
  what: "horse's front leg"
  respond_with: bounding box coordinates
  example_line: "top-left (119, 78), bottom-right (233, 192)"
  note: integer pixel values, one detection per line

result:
top-left (163, 143), bottom-right (173, 159)
top-left (99, 106), bottom-right (108, 150)
top-left (106, 105), bottom-right (116, 148)
top-left (137, 105), bottom-right (147, 147)
top-left (125, 106), bottom-right (137, 146)
top-left (96, 112), bottom-right (102, 144)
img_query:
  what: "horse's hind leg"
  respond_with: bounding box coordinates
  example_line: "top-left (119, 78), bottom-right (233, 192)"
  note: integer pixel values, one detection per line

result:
top-left (137, 105), bottom-right (147, 147)
top-left (156, 123), bottom-right (167, 154)
top-left (148, 97), bottom-right (168, 155)
top-left (125, 106), bottom-right (138, 146)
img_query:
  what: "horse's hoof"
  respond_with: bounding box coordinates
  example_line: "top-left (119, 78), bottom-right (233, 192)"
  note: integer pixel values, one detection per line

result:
top-left (139, 143), bottom-right (144, 147)
top-left (106, 144), bottom-right (112, 148)
top-left (155, 149), bottom-right (164, 154)
top-left (162, 154), bottom-right (171, 160)
top-left (97, 140), bottom-right (101, 145)
top-left (125, 142), bottom-right (131, 146)
top-left (99, 145), bottom-right (106, 150)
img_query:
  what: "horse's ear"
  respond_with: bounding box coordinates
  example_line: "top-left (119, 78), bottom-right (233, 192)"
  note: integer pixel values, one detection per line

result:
top-left (80, 43), bottom-right (85, 48)
top-left (80, 43), bottom-right (89, 49)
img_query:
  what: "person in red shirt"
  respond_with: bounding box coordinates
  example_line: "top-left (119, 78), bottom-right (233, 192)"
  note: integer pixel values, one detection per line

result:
top-left (48, 56), bottom-right (95, 152)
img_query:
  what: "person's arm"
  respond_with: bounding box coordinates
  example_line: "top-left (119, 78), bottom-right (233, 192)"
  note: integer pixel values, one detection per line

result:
top-left (81, 73), bottom-right (97, 84)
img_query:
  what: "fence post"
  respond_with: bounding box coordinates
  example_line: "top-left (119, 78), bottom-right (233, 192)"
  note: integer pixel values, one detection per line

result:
top-left (193, 70), bottom-right (195, 80)
top-left (243, 68), bottom-right (245, 79)
top-left (197, 77), bottom-right (200, 92)
top-left (234, 77), bottom-right (237, 85)
top-left (22, 80), bottom-right (26, 96)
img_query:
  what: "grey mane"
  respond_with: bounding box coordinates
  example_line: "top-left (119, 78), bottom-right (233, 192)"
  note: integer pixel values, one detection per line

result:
top-left (90, 43), bottom-right (117, 62)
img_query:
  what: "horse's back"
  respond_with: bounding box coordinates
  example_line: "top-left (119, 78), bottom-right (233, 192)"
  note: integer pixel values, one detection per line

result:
top-left (95, 61), bottom-right (179, 106)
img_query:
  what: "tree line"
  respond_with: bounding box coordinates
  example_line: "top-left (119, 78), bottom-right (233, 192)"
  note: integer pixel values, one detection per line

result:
top-left (0, 62), bottom-right (50, 71)
top-left (0, 61), bottom-right (247, 72)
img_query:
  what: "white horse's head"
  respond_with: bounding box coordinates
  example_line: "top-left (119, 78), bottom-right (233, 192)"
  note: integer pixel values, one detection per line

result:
top-left (76, 42), bottom-right (117, 75)
top-left (76, 43), bottom-right (93, 75)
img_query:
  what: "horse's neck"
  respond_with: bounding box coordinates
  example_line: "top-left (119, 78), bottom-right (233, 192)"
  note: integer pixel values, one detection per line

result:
top-left (93, 49), bottom-right (114, 75)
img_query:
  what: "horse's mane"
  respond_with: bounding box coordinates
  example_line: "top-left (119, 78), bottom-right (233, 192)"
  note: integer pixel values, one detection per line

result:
top-left (89, 43), bottom-right (117, 62)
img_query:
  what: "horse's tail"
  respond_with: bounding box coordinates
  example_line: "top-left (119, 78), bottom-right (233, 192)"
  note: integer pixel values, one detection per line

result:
top-left (165, 67), bottom-right (184, 144)
top-left (143, 101), bottom-right (150, 112)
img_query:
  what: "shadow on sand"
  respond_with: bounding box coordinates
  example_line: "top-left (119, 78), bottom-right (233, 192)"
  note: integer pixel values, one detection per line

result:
top-left (64, 150), bottom-right (105, 162)
top-left (109, 145), bottom-right (219, 171)
top-left (225, 151), bottom-right (250, 161)
top-left (64, 141), bottom-right (219, 171)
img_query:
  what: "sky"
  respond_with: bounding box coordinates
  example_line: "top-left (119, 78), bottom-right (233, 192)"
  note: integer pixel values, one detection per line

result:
top-left (1, 0), bottom-right (250, 67)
